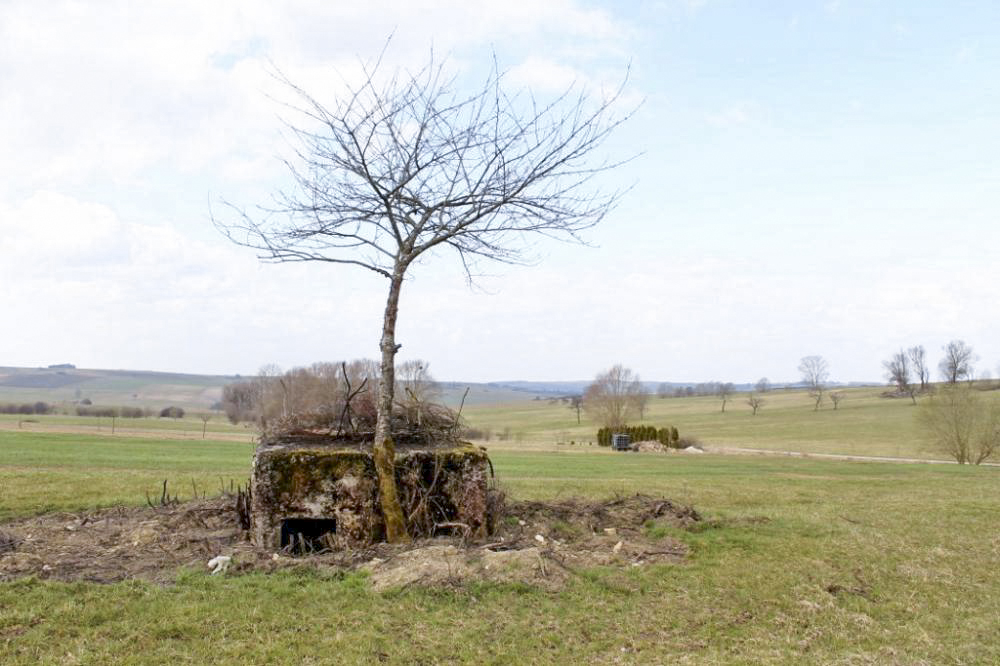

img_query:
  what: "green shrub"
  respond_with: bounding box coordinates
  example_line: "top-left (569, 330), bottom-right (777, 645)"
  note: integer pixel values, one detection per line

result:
top-left (596, 424), bottom-right (682, 447)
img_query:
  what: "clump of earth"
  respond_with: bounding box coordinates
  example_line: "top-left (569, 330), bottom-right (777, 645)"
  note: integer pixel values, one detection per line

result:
top-left (0, 494), bottom-right (699, 591)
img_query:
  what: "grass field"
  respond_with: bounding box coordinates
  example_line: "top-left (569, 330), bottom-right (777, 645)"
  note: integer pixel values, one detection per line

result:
top-left (0, 413), bottom-right (253, 441)
top-left (2, 428), bottom-right (999, 663)
top-left (462, 385), bottom-right (1000, 460)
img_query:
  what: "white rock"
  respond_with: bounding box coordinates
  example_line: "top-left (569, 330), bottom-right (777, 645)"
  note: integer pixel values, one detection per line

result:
top-left (534, 534), bottom-right (545, 544)
top-left (613, 541), bottom-right (623, 553)
top-left (603, 527), bottom-right (617, 536)
top-left (207, 555), bottom-right (232, 574)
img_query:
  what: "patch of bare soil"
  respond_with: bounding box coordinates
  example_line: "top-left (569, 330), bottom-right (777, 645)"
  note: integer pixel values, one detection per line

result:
top-left (0, 494), bottom-right (697, 590)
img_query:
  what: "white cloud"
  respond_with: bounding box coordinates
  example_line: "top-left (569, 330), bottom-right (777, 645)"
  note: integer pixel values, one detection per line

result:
top-left (957, 42), bottom-right (978, 62)
top-left (507, 58), bottom-right (587, 93)
top-left (0, 189), bottom-right (392, 373)
top-left (706, 104), bottom-right (752, 127)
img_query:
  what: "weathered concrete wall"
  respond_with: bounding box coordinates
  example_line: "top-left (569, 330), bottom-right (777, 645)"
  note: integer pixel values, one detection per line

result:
top-left (250, 438), bottom-right (491, 550)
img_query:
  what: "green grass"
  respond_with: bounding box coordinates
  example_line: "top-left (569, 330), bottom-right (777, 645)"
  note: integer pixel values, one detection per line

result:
top-left (464, 386), bottom-right (1000, 459)
top-left (2, 430), bottom-right (1000, 663)
top-left (0, 431), bottom-right (253, 520)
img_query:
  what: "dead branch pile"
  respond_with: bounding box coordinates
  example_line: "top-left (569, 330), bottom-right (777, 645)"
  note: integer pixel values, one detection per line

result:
top-left (0, 493), bottom-right (705, 589)
top-left (0, 530), bottom-right (19, 555)
top-left (260, 400), bottom-right (463, 446)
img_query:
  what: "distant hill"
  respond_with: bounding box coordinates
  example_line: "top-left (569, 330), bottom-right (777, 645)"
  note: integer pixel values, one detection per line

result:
top-left (0, 366), bottom-right (242, 409)
top-left (0, 365), bottom-right (881, 411)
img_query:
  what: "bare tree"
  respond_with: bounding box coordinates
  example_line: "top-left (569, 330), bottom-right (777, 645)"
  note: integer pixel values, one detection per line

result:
top-left (568, 395), bottom-right (583, 425)
top-left (256, 363), bottom-right (285, 426)
top-left (200, 413), bottom-right (212, 439)
top-left (656, 382), bottom-right (671, 399)
top-left (583, 365), bottom-right (644, 431)
top-left (919, 384), bottom-right (999, 464)
top-left (221, 380), bottom-right (261, 424)
top-left (829, 391), bottom-right (844, 410)
top-left (215, 50), bottom-right (634, 542)
top-left (395, 359), bottom-right (439, 425)
top-left (717, 382), bottom-right (734, 413)
top-left (798, 355), bottom-right (829, 411)
top-left (747, 393), bottom-right (764, 416)
top-left (635, 389), bottom-right (650, 421)
top-left (755, 377), bottom-right (771, 393)
top-left (883, 349), bottom-right (916, 404)
top-left (939, 340), bottom-right (977, 384)
top-left (908, 345), bottom-right (929, 392)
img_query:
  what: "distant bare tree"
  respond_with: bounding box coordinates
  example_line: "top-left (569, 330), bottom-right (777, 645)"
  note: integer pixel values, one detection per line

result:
top-left (221, 380), bottom-right (261, 424)
top-left (829, 391), bottom-right (844, 410)
top-left (214, 49), bottom-right (634, 542)
top-left (656, 382), bottom-right (671, 399)
top-left (583, 365), bottom-right (644, 431)
top-left (717, 382), bottom-right (734, 413)
top-left (755, 377), bottom-right (771, 393)
top-left (200, 414), bottom-right (212, 439)
top-left (908, 345), bottom-right (929, 392)
top-left (883, 350), bottom-right (916, 404)
top-left (395, 360), bottom-right (436, 398)
top-left (635, 389), bottom-right (650, 421)
top-left (747, 393), bottom-right (764, 416)
top-left (798, 355), bottom-right (829, 411)
top-left (939, 340), bottom-right (976, 384)
top-left (395, 360), bottom-right (439, 426)
top-left (568, 395), bottom-right (583, 424)
top-left (257, 363), bottom-right (285, 425)
top-left (919, 384), bottom-right (999, 464)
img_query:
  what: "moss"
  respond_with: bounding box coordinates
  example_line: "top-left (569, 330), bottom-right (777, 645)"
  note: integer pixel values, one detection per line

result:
top-left (257, 447), bottom-right (373, 504)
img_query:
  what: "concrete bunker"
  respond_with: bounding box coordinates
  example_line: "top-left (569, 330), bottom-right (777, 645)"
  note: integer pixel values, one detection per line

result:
top-left (250, 433), bottom-right (494, 551)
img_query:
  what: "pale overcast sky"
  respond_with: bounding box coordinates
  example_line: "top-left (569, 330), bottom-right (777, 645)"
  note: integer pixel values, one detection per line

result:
top-left (1, 1), bottom-right (997, 384)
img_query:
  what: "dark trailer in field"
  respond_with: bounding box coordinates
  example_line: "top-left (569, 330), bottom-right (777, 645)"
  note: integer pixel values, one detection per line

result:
top-left (611, 433), bottom-right (632, 452)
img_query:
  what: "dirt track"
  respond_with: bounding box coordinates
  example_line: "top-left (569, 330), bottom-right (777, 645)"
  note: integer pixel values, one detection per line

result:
top-left (706, 445), bottom-right (1000, 466)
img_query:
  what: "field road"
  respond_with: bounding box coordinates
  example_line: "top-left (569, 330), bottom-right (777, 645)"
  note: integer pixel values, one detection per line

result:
top-left (708, 445), bottom-right (1000, 467)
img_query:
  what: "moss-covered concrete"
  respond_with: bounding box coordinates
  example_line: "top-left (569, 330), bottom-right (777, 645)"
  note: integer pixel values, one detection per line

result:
top-left (250, 437), bottom-right (491, 550)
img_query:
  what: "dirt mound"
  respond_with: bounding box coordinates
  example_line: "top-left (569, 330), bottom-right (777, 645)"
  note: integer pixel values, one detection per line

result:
top-left (633, 440), bottom-right (668, 452)
top-left (0, 494), bottom-right (697, 590)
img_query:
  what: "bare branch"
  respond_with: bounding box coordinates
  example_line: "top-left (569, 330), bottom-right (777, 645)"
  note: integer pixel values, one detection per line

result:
top-left (214, 47), bottom-right (636, 543)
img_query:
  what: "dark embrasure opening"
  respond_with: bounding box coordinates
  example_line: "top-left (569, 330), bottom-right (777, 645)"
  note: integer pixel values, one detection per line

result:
top-left (280, 518), bottom-right (337, 554)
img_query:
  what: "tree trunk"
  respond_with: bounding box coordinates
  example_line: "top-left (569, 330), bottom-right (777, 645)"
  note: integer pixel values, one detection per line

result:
top-left (374, 269), bottom-right (410, 543)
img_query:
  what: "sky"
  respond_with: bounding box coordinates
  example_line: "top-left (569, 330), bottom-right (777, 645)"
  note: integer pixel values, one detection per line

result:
top-left (1, 0), bottom-right (998, 384)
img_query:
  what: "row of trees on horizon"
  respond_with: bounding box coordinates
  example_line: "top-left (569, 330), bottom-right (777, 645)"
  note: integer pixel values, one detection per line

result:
top-left (574, 339), bottom-right (993, 429)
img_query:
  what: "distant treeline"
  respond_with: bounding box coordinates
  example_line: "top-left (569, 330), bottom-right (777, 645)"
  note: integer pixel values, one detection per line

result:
top-left (76, 405), bottom-right (152, 418)
top-left (658, 382), bottom-right (738, 398)
top-left (0, 402), bottom-right (54, 415)
top-left (0, 402), bottom-right (186, 419)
